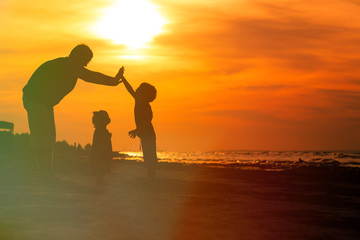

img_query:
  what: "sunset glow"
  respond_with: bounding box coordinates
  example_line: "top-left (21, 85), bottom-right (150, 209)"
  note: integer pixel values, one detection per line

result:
top-left (92, 0), bottom-right (167, 49)
top-left (0, 0), bottom-right (359, 151)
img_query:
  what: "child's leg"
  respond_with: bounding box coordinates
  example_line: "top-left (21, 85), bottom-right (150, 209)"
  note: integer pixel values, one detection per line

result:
top-left (141, 137), bottom-right (157, 178)
top-left (93, 162), bottom-right (105, 185)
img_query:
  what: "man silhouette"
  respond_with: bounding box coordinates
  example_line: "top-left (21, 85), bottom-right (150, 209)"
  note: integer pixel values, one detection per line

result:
top-left (22, 44), bottom-right (122, 178)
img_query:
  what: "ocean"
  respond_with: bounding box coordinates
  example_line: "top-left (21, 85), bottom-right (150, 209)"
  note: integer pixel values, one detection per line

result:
top-left (114, 150), bottom-right (360, 169)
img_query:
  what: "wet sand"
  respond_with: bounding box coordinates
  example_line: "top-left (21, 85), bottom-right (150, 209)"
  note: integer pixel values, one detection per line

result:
top-left (0, 154), bottom-right (359, 240)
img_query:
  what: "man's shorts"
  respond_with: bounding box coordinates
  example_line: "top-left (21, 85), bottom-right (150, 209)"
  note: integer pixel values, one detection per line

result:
top-left (23, 96), bottom-right (56, 149)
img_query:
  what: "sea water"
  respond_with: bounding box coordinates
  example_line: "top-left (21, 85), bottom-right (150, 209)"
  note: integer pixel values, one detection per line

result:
top-left (114, 150), bottom-right (360, 169)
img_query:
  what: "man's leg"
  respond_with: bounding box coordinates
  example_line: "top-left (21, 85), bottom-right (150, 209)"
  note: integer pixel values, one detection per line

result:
top-left (24, 98), bottom-right (56, 175)
top-left (35, 147), bottom-right (54, 176)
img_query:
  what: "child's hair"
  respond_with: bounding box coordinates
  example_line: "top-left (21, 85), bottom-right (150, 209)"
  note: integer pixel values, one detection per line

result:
top-left (137, 82), bottom-right (157, 102)
top-left (92, 110), bottom-right (111, 127)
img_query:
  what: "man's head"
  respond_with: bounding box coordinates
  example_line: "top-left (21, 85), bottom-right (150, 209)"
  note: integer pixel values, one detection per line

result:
top-left (136, 83), bottom-right (157, 102)
top-left (69, 44), bottom-right (93, 67)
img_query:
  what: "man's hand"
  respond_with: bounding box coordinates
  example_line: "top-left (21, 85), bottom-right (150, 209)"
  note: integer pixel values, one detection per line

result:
top-left (128, 129), bottom-right (137, 139)
top-left (114, 78), bottom-right (122, 86)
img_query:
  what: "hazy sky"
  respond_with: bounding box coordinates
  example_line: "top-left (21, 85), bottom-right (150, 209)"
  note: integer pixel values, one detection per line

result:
top-left (1, 0), bottom-right (360, 151)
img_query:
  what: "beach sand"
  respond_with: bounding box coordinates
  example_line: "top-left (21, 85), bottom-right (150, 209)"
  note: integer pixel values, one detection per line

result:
top-left (0, 153), bottom-right (359, 240)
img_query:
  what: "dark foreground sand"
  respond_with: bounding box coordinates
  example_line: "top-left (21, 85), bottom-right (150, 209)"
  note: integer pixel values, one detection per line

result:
top-left (0, 154), bottom-right (359, 240)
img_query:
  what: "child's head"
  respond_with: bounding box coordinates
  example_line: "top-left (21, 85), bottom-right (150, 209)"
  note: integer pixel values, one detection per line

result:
top-left (136, 82), bottom-right (157, 102)
top-left (92, 110), bottom-right (111, 128)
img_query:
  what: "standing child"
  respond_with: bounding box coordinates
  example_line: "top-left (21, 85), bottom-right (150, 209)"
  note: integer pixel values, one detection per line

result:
top-left (117, 67), bottom-right (158, 178)
top-left (91, 110), bottom-right (113, 185)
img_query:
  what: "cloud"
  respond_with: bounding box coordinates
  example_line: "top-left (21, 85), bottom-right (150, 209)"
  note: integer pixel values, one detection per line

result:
top-left (345, 0), bottom-right (360, 7)
top-left (348, 79), bottom-right (360, 85)
top-left (238, 84), bottom-right (297, 91)
top-left (204, 108), bottom-right (291, 124)
top-left (0, 49), bottom-right (17, 55)
top-left (315, 88), bottom-right (360, 111)
top-left (153, 0), bottom-right (360, 76)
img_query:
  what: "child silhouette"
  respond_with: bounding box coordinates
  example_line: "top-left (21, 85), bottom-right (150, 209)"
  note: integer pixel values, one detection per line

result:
top-left (117, 67), bottom-right (158, 178)
top-left (91, 110), bottom-right (113, 185)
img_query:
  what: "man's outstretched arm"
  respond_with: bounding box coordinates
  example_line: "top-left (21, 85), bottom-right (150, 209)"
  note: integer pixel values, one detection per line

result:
top-left (79, 68), bottom-right (122, 86)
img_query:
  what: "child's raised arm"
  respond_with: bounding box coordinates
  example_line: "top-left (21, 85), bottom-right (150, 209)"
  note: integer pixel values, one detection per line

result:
top-left (117, 67), bottom-right (136, 98)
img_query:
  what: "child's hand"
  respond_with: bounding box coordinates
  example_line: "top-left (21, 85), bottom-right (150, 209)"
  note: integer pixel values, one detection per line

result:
top-left (116, 66), bottom-right (125, 79)
top-left (128, 129), bottom-right (137, 138)
top-left (119, 66), bottom-right (124, 75)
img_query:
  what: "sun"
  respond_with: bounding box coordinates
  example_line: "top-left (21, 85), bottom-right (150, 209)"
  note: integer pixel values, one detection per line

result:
top-left (92, 0), bottom-right (167, 49)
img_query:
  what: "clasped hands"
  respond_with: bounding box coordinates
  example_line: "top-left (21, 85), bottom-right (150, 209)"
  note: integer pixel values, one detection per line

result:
top-left (115, 66), bottom-right (125, 84)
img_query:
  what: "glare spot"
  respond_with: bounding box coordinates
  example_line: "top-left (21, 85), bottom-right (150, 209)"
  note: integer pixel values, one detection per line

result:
top-left (93, 0), bottom-right (167, 49)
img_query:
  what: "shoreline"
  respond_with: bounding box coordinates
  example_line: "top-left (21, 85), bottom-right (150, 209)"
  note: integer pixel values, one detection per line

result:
top-left (114, 150), bottom-right (360, 170)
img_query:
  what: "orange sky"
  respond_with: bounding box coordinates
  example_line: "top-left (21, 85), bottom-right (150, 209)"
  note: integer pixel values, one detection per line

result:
top-left (0, 0), bottom-right (360, 151)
